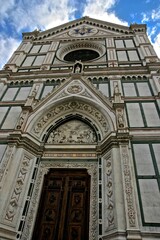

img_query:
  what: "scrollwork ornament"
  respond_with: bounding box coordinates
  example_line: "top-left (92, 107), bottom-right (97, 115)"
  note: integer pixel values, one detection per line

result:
top-left (4, 155), bottom-right (31, 222)
top-left (104, 153), bottom-right (115, 231)
top-left (121, 145), bottom-right (136, 227)
top-left (33, 101), bottom-right (109, 136)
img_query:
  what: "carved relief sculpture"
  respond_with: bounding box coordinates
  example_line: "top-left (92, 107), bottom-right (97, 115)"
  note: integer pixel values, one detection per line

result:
top-left (47, 120), bottom-right (97, 144)
top-left (114, 84), bottom-right (119, 95)
top-left (73, 61), bottom-right (83, 74)
top-left (120, 145), bottom-right (136, 227)
top-left (0, 145), bottom-right (15, 183)
top-left (117, 109), bottom-right (125, 128)
top-left (113, 82), bottom-right (122, 103)
top-left (67, 84), bottom-right (83, 94)
top-left (33, 101), bottom-right (109, 137)
top-left (16, 111), bottom-right (27, 130)
top-left (104, 153), bottom-right (115, 231)
top-left (4, 156), bottom-right (31, 222)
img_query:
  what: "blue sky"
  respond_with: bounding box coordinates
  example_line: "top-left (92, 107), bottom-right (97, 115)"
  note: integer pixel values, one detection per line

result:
top-left (0, 0), bottom-right (160, 69)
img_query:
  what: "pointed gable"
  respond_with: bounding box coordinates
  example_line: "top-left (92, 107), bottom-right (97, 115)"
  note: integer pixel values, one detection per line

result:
top-left (25, 73), bottom-right (115, 141)
top-left (22, 16), bottom-right (134, 41)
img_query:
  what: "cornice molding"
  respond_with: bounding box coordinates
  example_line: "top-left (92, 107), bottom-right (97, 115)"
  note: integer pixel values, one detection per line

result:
top-left (22, 16), bottom-right (146, 41)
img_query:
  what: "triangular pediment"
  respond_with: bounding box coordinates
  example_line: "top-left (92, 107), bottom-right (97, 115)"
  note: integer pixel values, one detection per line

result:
top-left (32, 75), bottom-right (113, 112)
top-left (26, 74), bottom-right (116, 140)
top-left (45, 23), bottom-right (124, 40)
top-left (25, 16), bottom-right (135, 41)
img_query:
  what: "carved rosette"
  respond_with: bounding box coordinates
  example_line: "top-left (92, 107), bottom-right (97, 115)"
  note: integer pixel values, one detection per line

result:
top-left (120, 145), bottom-right (136, 227)
top-left (4, 155), bottom-right (31, 223)
top-left (21, 161), bottom-right (98, 240)
top-left (67, 84), bottom-right (83, 94)
top-left (33, 101), bottom-right (109, 137)
top-left (104, 153), bottom-right (115, 231)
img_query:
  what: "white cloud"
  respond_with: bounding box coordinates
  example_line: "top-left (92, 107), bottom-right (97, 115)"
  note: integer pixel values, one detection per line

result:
top-left (0, 0), bottom-right (16, 27)
top-left (33, 0), bottom-right (76, 30)
top-left (83, 0), bottom-right (128, 26)
top-left (7, 0), bottom-right (76, 32)
top-left (152, 33), bottom-right (160, 58)
top-left (148, 29), bottom-right (160, 59)
top-left (0, 0), bottom-right (77, 68)
top-left (151, 8), bottom-right (160, 21)
top-left (148, 26), bottom-right (157, 38)
top-left (0, 0), bottom-right (159, 68)
top-left (0, 0), bottom-right (15, 19)
top-left (141, 13), bottom-right (150, 23)
top-left (0, 35), bottom-right (20, 69)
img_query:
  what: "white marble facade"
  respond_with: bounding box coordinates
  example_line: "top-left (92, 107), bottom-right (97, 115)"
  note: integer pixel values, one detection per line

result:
top-left (0, 17), bottom-right (160, 240)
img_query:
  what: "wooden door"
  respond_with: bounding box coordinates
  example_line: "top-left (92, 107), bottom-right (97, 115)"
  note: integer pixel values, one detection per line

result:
top-left (32, 169), bottom-right (90, 240)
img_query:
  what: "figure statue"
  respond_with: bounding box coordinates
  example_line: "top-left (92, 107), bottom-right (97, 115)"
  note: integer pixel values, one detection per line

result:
top-left (31, 89), bottom-right (36, 97)
top-left (16, 112), bottom-right (27, 129)
top-left (117, 112), bottom-right (124, 128)
top-left (114, 84), bottom-right (119, 95)
top-left (75, 64), bottom-right (81, 73)
top-left (47, 132), bottom-right (54, 143)
top-left (73, 61), bottom-right (83, 74)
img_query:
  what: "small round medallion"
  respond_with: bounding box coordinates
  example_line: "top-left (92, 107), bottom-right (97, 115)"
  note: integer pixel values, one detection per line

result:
top-left (67, 84), bottom-right (83, 94)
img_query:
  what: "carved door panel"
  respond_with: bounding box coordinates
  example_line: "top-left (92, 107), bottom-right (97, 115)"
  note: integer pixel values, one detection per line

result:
top-left (32, 169), bottom-right (90, 240)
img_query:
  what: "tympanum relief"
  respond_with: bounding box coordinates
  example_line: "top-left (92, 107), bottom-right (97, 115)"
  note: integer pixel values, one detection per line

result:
top-left (47, 120), bottom-right (97, 144)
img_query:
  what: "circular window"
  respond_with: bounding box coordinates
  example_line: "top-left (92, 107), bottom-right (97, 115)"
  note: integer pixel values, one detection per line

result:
top-left (64, 49), bottom-right (99, 62)
top-left (56, 41), bottom-right (106, 63)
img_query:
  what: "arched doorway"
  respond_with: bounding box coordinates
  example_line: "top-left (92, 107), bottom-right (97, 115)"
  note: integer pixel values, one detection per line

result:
top-left (32, 168), bottom-right (90, 240)
top-left (25, 99), bottom-right (114, 240)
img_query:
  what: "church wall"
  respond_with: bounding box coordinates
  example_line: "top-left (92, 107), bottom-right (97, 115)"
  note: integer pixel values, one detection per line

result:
top-left (0, 17), bottom-right (160, 240)
top-left (0, 146), bottom-right (36, 239)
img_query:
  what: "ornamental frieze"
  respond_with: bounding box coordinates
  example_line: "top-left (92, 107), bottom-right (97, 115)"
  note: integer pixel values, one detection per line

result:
top-left (121, 145), bottom-right (136, 227)
top-left (33, 101), bottom-right (110, 137)
top-left (104, 153), bottom-right (115, 231)
top-left (0, 145), bottom-right (15, 183)
top-left (4, 155), bottom-right (31, 222)
top-left (43, 152), bottom-right (96, 158)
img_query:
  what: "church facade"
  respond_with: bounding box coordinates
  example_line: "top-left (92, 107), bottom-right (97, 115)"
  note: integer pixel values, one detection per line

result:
top-left (0, 16), bottom-right (160, 240)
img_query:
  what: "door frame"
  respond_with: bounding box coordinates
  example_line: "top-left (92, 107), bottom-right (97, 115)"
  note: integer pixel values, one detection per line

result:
top-left (21, 160), bottom-right (98, 240)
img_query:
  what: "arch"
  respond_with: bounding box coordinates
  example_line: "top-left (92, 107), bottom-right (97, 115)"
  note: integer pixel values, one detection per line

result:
top-left (23, 160), bottom-right (98, 240)
top-left (137, 75), bottom-right (142, 80)
top-left (43, 115), bottom-right (100, 144)
top-left (26, 98), bottom-right (115, 142)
